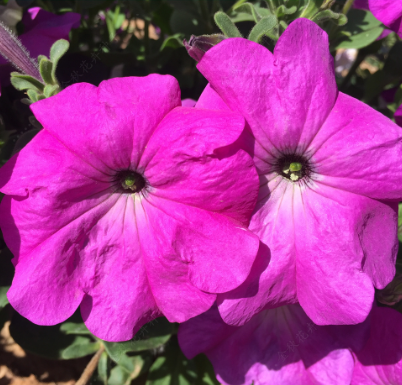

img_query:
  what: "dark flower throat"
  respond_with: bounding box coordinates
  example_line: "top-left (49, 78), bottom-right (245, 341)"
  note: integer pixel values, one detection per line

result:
top-left (114, 170), bottom-right (146, 194)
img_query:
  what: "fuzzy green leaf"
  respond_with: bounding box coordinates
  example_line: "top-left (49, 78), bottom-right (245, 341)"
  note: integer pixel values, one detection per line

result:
top-left (233, 2), bottom-right (262, 22)
top-left (39, 58), bottom-right (54, 85)
top-left (10, 72), bottom-right (44, 92)
top-left (0, 287), bottom-right (8, 310)
top-left (98, 351), bottom-right (109, 385)
top-left (104, 318), bottom-right (174, 363)
top-left (27, 89), bottom-right (39, 102)
top-left (214, 11), bottom-right (242, 37)
top-left (50, 39), bottom-right (69, 81)
top-left (61, 339), bottom-right (101, 359)
top-left (160, 34), bottom-right (184, 51)
top-left (248, 15), bottom-right (277, 42)
top-left (44, 84), bottom-right (60, 98)
top-left (50, 39), bottom-right (69, 65)
top-left (60, 321), bottom-right (92, 335)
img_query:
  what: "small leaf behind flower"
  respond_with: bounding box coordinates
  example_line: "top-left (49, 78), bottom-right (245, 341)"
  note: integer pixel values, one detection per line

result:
top-left (248, 15), bottom-right (277, 42)
top-left (104, 317), bottom-right (174, 363)
top-left (10, 73), bottom-right (44, 92)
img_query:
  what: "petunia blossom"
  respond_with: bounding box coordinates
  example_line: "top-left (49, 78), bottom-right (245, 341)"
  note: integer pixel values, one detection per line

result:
top-left (178, 303), bottom-right (402, 385)
top-left (0, 75), bottom-right (260, 342)
top-left (195, 18), bottom-right (402, 326)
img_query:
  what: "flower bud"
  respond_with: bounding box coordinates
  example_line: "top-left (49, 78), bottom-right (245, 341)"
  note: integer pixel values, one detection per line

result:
top-left (0, 21), bottom-right (41, 79)
top-left (183, 34), bottom-right (227, 62)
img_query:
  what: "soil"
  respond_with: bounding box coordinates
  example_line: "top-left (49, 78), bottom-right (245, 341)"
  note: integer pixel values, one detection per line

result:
top-left (0, 321), bottom-right (90, 385)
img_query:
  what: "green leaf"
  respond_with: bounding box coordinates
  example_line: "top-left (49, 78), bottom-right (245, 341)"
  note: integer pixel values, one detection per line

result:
top-left (193, 354), bottom-right (220, 385)
top-left (60, 321), bottom-right (92, 335)
top-left (0, 286), bottom-right (8, 310)
top-left (44, 84), bottom-right (60, 98)
top-left (39, 58), bottom-right (54, 85)
top-left (248, 15), bottom-right (277, 42)
top-left (27, 89), bottom-right (39, 102)
top-left (63, 337), bottom-right (100, 359)
top-left (335, 9), bottom-right (384, 49)
top-left (108, 364), bottom-right (131, 385)
top-left (214, 12), bottom-right (242, 37)
top-left (98, 351), bottom-right (109, 385)
top-left (108, 355), bottom-right (147, 385)
top-left (104, 317), bottom-right (174, 363)
top-left (9, 310), bottom-right (97, 360)
top-left (298, 0), bottom-right (320, 19)
top-left (117, 354), bottom-right (146, 375)
top-left (233, 2), bottom-right (262, 23)
top-left (336, 26), bottom-right (383, 49)
top-left (37, 54), bottom-right (47, 64)
top-left (49, 39), bottom-right (69, 82)
top-left (276, 4), bottom-right (297, 18)
top-left (10, 73), bottom-right (44, 92)
top-left (146, 338), bottom-right (197, 385)
top-left (62, 338), bottom-right (101, 359)
top-left (160, 34), bottom-right (184, 51)
top-left (312, 9), bottom-right (347, 25)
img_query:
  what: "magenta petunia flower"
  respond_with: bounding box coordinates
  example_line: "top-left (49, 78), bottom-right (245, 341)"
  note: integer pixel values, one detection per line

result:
top-left (0, 75), bottom-right (260, 341)
top-left (178, 304), bottom-right (402, 385)
top-left (195, 18), bottom-right (402, 326)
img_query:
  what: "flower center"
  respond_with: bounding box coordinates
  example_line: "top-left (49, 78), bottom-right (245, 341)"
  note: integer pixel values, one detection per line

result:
top-left (114, 170), bottom-right (146, 193)
top-left (276, 155), bottom-right (310, 182)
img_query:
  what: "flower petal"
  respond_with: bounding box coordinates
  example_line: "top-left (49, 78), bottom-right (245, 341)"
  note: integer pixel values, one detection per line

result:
top-left (80, 195), bottom-right (160, 342)
top-left (136, 195), bottom-right (259, 322)
top-left (310, 92), bottom-right (402, 200)
top-left (140, 107), bottom-right (258, 227)
top-left (0, 130), bottom-right (112, 259)
top-left (196, 84), bottom-right (230, 111)
top-left (30, 75), bottom-right (181, 173)
top-left (217, 179), bottom-right (297, 326)
top-left (179, 304), bottom-right (356, 385)
top-left (3, 191), bottom-right (119, 325)
top-left (352, 307), bottom-right (402, 385)
top-left (197, 18), bottom-right (337, 153)
top-left (19, 9), bottom-right (80, 59)
top-left (294, 184), bottom-right (386, 325)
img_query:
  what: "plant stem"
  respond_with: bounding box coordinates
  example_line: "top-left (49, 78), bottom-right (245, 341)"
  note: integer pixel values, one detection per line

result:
top-left (342, 0), bottom-right (355, 14)
top-left (76, 345), bottom-right (106, 385)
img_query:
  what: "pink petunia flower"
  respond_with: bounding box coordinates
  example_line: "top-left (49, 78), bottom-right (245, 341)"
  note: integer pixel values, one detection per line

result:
top-left (0, 75), bottom-right (260, 341)
top-left (178, 303), bottom-right (402, 385)
top-left (195, 18), bottom-right (402, 326)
